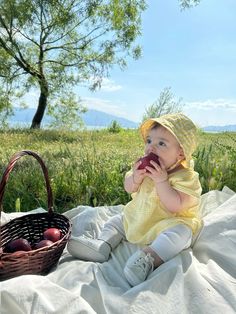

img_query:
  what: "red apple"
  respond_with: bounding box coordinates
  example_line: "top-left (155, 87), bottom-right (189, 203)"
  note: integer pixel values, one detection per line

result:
top-left (5, 238), bottom-right (32, 253)
top-left (43, 228), bottom-right (61, 242)
top-left (137, 152), bottom-right (160, 170)
top-left (34, 239), bottom-right (54, 249)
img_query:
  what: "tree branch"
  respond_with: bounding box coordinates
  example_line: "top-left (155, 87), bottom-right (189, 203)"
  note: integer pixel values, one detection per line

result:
top-left (0, 14), bottom-right (40, 78)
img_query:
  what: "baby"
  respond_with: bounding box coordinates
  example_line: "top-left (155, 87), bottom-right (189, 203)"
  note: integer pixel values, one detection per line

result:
top-left (67, 113), bottom-right (202, 286)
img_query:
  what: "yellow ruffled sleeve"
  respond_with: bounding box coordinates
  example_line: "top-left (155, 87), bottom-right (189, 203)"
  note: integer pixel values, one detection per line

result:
top-left (169, 169), bottom-right (202, 199)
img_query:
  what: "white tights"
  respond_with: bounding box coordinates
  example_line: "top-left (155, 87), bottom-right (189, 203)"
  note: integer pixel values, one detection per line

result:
top-left (99, 214), bottom-right (192, 262)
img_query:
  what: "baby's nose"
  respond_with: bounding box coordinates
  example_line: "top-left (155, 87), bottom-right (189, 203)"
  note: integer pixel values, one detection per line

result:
top-left (147, 146), bottom-right (157, 154)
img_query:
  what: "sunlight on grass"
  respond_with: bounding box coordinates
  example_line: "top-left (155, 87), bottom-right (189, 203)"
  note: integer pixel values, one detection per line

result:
top-left (0, 128), bottom-right (235, 213)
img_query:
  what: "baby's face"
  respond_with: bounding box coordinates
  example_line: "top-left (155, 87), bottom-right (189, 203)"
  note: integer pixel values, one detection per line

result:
top-left (144, 126), bottom-right (184, 169)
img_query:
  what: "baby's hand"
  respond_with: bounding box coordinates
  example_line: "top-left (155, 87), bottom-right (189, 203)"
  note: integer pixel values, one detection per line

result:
top-left (145, 159), bottom-right (168, 183)
top-left (132, 160), bottom-right (147, 185)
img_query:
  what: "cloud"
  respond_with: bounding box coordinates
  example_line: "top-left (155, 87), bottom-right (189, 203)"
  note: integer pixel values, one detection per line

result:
top-left (185, 99), bottom-right (236, 111)
top-left (99, 78), bottom-right (122, 92)
top-left (81, 77), bottom-right (122, 92)
top-left (183, 98), bottom-right (236, 127)
top-left (81, 96), bottom-right (127, 117)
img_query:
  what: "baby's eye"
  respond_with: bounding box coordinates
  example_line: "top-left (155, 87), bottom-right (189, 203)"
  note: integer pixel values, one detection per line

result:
top-left (146, 138), bottom-right (152, 144)
top-left (158, 141), bottom-right (166, 147)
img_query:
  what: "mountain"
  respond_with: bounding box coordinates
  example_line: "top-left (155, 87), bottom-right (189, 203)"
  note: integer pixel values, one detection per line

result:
top-left (203, 125), bottom-right (236, 132)
top-left (9, 108), bottom-right (51, 125)
top-left (9, 107), bottom-right (139, 128)
top-left (81, 109), bottom-right (138, 128)
top-left (8, 108), bottom-right (236, 131)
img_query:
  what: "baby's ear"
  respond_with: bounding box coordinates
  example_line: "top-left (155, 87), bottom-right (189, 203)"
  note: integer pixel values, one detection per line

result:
top-left (178, 147), bottom-right (185, 160)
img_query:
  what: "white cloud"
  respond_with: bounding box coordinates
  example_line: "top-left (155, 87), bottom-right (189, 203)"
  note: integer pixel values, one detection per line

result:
top-left (185, 99), bottom-right (236, 111)
top-left (81, 96), bottom-right (127, 118)
top-left (81, 77), bottom-right (122, 92)
top-left (99, 78), bottom-right (122, 92)
top-left (183, 98), bottom-right (236, 127)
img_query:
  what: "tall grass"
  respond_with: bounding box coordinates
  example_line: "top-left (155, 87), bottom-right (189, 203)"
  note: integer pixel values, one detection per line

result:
top-left (194, 132), bottom-right (236, 192)
top-left (0, 128), bottom-right (235, 213)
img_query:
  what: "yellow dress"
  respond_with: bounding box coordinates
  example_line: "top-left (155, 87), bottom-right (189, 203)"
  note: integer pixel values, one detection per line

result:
top-left (123, 168), bottom-right (202, 245)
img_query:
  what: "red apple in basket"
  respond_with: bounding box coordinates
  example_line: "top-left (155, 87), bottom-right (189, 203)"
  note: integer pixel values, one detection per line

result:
top-left (5, 238), bottom-right (32, 253)
top-left (43, 228), bottom-right (61, 242)
top-left (35, 239), bottom-right (54, 249)
top-left (137, 152), bottom-right (160, 170)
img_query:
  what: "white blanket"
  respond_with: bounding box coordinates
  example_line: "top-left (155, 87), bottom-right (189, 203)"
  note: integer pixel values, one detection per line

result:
top-left (1, 187), bottom-right (236, 314)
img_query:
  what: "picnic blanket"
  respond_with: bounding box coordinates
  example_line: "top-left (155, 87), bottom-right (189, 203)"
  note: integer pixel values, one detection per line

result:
top-left (1, 186), bottom-right (236, 314)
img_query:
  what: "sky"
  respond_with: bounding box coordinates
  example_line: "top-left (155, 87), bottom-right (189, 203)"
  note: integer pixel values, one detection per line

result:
top-left (77, 0), bottom-right (236, 127)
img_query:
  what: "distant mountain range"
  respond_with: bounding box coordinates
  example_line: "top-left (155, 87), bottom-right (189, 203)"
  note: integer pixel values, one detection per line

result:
top-left (202, 125), bottom-right (236, 132)
top-left (81, 109), bottom-right (139, 128)
top-left (9, 107), bottom-right (139, 128)
top-left (7, 107), bottom-right (236, 132)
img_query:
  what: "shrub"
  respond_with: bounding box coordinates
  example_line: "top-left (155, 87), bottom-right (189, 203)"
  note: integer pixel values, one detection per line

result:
top-left (107, 120), bottom-right (122, 133)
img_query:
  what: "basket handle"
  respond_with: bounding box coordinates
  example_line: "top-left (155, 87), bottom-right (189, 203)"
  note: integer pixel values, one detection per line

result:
top-left (0, 150), bottom-right (53, 215)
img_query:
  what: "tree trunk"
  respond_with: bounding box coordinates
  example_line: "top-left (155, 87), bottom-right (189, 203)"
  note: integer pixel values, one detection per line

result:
top-left (30, 80), bottom-right (49, 129)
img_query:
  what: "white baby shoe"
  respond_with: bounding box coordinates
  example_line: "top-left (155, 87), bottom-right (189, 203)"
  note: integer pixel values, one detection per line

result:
top-left (124, 250), bottom-right (154, 286)
top-left (67, 235), bottom-right (111, 262)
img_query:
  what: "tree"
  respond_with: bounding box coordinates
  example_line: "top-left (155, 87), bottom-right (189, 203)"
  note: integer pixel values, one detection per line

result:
top-left (0, 0), bottom-right (146, 128)
top-left (142, 87), bottom-right (184, 122)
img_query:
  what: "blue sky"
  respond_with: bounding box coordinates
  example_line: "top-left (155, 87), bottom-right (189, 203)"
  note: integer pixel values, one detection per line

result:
top-left (77, 0), bottom-right (236, 127)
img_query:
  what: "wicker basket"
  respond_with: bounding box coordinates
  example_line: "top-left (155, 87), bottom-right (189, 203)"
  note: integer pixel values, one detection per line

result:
top-left (0, 150), bottom-right (72, 281)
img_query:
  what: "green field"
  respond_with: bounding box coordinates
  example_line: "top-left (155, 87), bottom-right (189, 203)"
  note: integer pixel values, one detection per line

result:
top-left (0, 128), bottom-right (235, 213)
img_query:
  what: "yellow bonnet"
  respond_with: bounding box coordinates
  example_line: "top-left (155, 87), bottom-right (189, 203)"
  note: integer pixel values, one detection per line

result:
top-left (140, 113), bottom-right (198, 168)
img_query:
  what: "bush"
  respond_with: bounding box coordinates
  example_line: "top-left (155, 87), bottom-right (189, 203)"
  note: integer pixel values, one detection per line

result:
top-left (107, 120), bottom-right (122, 133)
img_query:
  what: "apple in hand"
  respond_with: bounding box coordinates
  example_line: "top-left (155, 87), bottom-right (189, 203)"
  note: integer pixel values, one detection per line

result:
top-left (34, 239), bottom-right (54, 249)
top-left (43, 228), bottom-right (61, 242)
top-left (5, 238), bottom-right (32, 253)
top-left (137, 152), bottom-right (160, 170)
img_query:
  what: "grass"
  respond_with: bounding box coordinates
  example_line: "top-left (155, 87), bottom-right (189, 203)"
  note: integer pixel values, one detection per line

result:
top-left (0, 128), bottom-right (235, 214)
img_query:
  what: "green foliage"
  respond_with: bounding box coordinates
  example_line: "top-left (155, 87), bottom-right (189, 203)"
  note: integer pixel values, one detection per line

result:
top-left (142, 87), bottom-right (184, 122)
top-left (0, 0), bottom-right (146, 127)
top-left (107, 120), bottom-right (122, 133)
top-left (179, 0), bottom-right (201, 9)
top-left (0, 129), bottom-right (235, 214)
